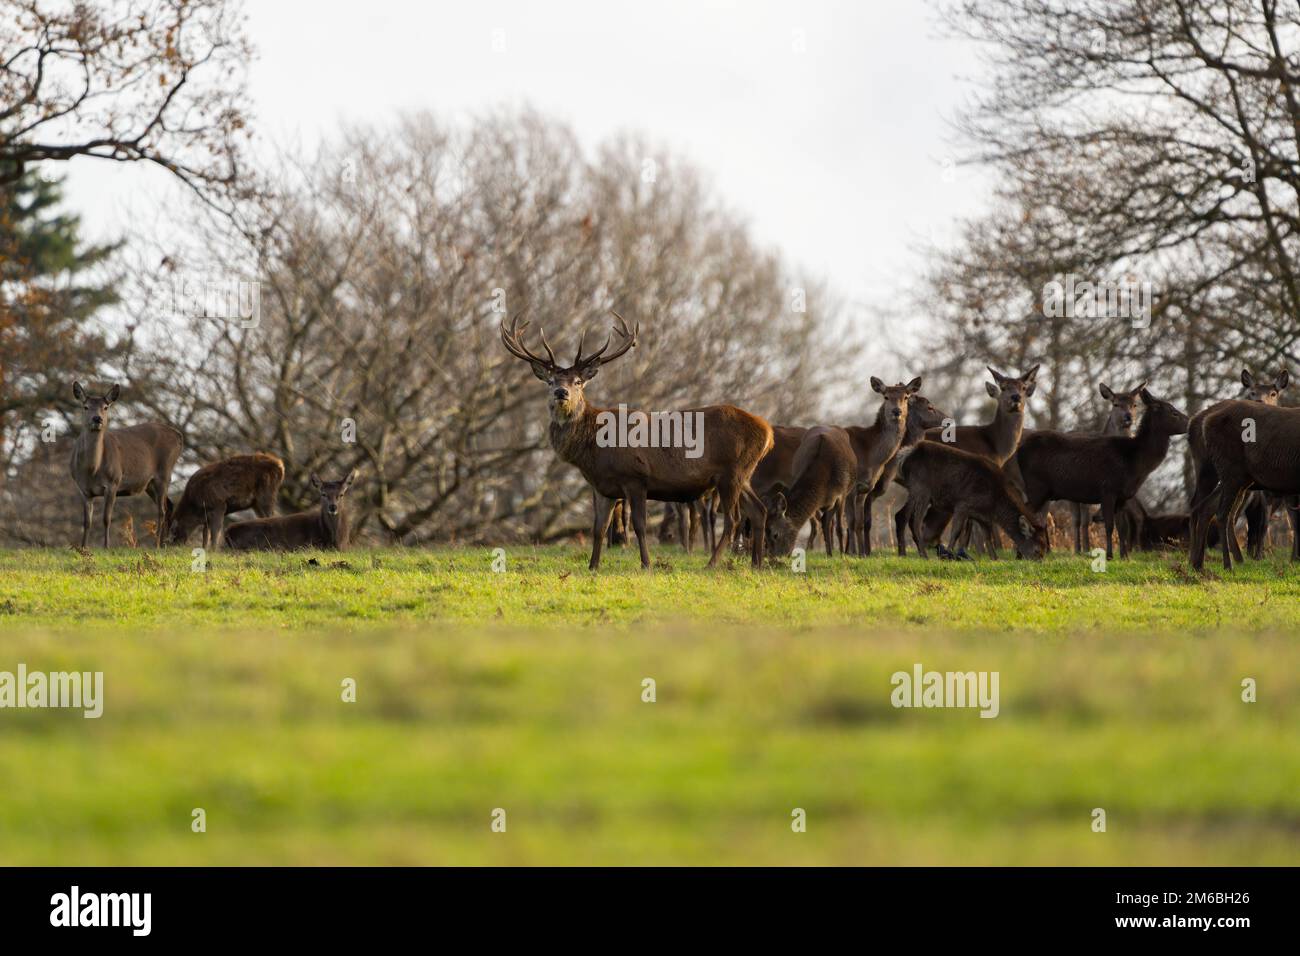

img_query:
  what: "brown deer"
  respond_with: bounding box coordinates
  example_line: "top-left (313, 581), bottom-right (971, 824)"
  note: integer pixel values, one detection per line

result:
top-left (1192, 400), bottom-right (1300, 570)
top-left (840, 376), bottom-right (923, 555)
top-left (500, 312), bottom-right (773, 570)
top-left (1187, 367), bottom-right (1289, 564)
top-left (69, 382), bottom-right (183, 548)
top-left (168, 453), bottom-right (286, 549)
top-left (1069, 381), bottom-right (1145, 554)
top-left (764, 426), bottom-right (857, 556)
top-left (894, 443), bottom-right (1049, 560)
top-left (223, 471), bottom-right (356, 551)
top-left (896, 365), bottom-right (1039, 555)
top-left (1014, 388), bottom-right (1189, 559)
top-left (853, 391), bottom-right (946, 555)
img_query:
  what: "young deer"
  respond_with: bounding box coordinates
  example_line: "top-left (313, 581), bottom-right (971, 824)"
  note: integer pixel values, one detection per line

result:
top-left (841, 376), bottom-right (923, 556)
top-left (1014, 388), bottom-right (1189, 559)
top-left (223, 472), bottom-right (356, 551)
top-left (69, 382), bottom-right (183, 548)
top-left (1192, 400), bottom-right (1300, 570)
top-left (1070, 381), bottom-right (1145, 554)
top-left (854, 392), bottom-right (946, 555)
top-left (501, 312), bottom-right (773, 570)
top-left (168, 453), bottom-right (286, 549)
top-left (764, 426), bottom-right (857, 557)
top-left (894, 443), bottom-right (1049, 560)
top-left (896, 365), bottom-right (1039, 555)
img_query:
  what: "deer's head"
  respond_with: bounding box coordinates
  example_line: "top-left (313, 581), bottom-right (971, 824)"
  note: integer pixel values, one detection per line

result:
top-left (908, 393), bottom-right (947, 433)
top-left (1138, 388), bottom-right (1190, 436)
top-left (1098, 380), bottom-right (1145, 433)
top-left (72, 381), bottom-right (121, 433)
top-left (1241, 367), bottom-right (1289, 405)
top-left (763, 491), bottom-right (801, 558)
top-left (501, 311), bottom-right (639, 422)
top-left (311, 470), bottom-right (356, 527)
top-left (985, 365), bottom-right (1039, 415)
top-left (1012, 512), bottom-right (1050, 560)
top-left (870, 376), bottom-right (922, 425)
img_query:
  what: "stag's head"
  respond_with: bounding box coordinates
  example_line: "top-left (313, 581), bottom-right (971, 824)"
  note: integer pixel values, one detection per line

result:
top-left (501, 311), bottom-right (639, 422)
top-left (1241, 367), bottom-right (1289, 405)
top-left (72, 381), bottom-right (121, 433)
top-left (871, 376), bottom-right (923, 425)
top-left (985, 365), bottom-right (1039, 415)
top-left (1098, 380), bottom-right (1146, 433)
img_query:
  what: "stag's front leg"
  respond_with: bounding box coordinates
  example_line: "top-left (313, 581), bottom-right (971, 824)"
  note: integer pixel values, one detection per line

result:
top-left (628, 491), bottom-right (651, 569)
top-left (588, 492), bottom-right (616, 571)
top-left (1099, 496), bottom-right (1116, 560)
top-left (101, 486), bottom-right (118, 549)
top-left (80, 495), bottom-right (95, 548)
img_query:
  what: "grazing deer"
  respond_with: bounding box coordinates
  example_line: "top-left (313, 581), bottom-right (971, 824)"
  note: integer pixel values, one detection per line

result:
top-left (223, 471), bottom-right (356, 551)
top-left (500, 312), bottom-right (773, 570)
top-left (764, 426), bottom-right (857, 556)
top-left (1014, 388), bottom-right (1189, 559)
top-left (1069, 382), bottom-right (1145, 553)
top-left (1187, 368), bottom-right (1290, 564)
top-left (894, 443), bottom-right (1049, 560)
top-left (1191, 400), bottom-right (1300, 570)
top-left (853, 391), bottom-right (946, 555)
top-left (168, 453), bottom-right (286, 549)
top-left (841, 376), bottom-right (923, 555)
top-left (69, 382), bottom-right (183, 548)
top-left (896, 365), bottom-right (1039, 555)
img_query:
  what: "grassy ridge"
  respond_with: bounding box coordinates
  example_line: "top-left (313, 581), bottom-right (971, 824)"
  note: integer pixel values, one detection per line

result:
top-left (1, 546), bottom-right (1297, 865)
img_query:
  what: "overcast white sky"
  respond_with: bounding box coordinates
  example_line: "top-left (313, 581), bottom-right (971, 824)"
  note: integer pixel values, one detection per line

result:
top-left (61, 0), bottom-right (991, 355)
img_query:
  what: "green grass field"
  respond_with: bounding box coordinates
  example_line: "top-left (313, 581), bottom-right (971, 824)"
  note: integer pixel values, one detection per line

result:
top-left (1, 545), bottom-right (1298, 865)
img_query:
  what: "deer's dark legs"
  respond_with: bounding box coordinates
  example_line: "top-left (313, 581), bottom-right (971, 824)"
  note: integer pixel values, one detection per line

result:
top-left (1288, 498), bottom-right (1300, 561)
top-left (1099, 495), bottom-right (1116, 560)
top-left (862, 492), bottom-right (875, 556)
top-left (739, 484), bottom-right (767, 568)
top-left (947, 505), bottom-right (969, 553)
top-left (80, 495), bottom-right (95, 548)
top-left (206, 510), bottom-right (224, 550)
top-left (1217, 484), bottom-right (1248, 571)
top-left (628, 491), bottom-right (651, 569)
top-left (1073, 503), bottom-right (1086, 554)
top-left (909, 496), bottom-right (931, 559)
top-left (102, 486), bottom-right (118, 548)
top-left (588, 492), bottom-right (618, 570)
top-left (820, 507), bottom-right (835, 556)
top-left (707, 484), bottom-right (740, 568)
top-left (894, 500), bottom-right (911, 556)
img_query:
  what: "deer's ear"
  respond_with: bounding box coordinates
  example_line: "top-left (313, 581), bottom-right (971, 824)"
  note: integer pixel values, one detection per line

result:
top-left (1139, 387), bottom-right (1154, 405)
top-left (529, 362), bottom-right (553, 383)
top-left (1133, 379), bottom-right (1148, 394)
top-left (1241, 368), bottom-right (1255, 387)
top-left (773, 492), bottom-right (787, 516)
top-left (870, 376), bottom-right (885, 394)
top-left (1022, 364), bottom-right (1040, 382)
top-left (986, 366), bottom-right (1006, 384)
top-left (1098, 383), bottom-right (1113, 400)
top-left (1019, 514), bottom-right (1032, 537)
top-left (576, 361), bottom-right (600, 382)
top-left (341, 470), bottom-right (357, 493)
top-left (105, 384), bottom-right (120, 404)
top-left (1278, 370), bottom-right (1290, 390)
top-left (905, 376), bottom-right (922, 394)
top-left (985, 381), bottom-right (1000, 398)
top-left (72, 382), bottom-right (86, 402)
top-left (310, 473), bottom-right (322, 491)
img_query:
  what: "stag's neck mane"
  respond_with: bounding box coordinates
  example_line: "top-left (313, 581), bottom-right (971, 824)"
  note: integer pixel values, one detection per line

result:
top-left (548, 401), bottom-right (603, 467)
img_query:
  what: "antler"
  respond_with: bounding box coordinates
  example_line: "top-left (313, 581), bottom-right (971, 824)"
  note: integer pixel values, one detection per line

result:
top-left (575, 310), bottom-right (639, 368)
top-left (500, 311), bottom-right (560, 371)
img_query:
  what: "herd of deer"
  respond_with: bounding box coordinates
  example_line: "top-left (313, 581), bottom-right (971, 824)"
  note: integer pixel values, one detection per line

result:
top-left (64, 315), bottom-right (1295, 574)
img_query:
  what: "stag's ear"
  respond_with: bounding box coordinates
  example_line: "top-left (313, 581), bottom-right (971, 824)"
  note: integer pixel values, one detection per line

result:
top-left (1019, 514), bottom-right (1032, 537)
top-left (576, 361), bottom-right (600, 382)
top-left (1241, 367), bottom-right (1255, 387)
top-left (310, 473), bottom-right (322, 491)
top-left (340, 470), bottom-right (357, 494)
top-left (870, 376), bottom-right (885, 394)
top-left (905, 376), bottom-right (922, 394)
top-left (1278, 370), bottom-right (1290, 390)
top-left (72, 381), bottom-right (86, 402)
top-left (105, 384), bottom-right (120, 404)
top-left (985, 381), bottom-right (1000, 398)
top-left (1098, 382), bottom-right (1113, 400)
top-left (529, 361), bottom-right (553, 383)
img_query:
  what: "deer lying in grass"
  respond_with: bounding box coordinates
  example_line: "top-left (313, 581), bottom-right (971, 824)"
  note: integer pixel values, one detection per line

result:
top-left (168, 453), bottom-right (285, 549)
top-left (1014, 388), bottom-right (1189, 559)
top-left (1187, 368), bottom-right (1290, 564)
top-left (854, 391), bottom-right (946, 555)
top-left (764, 426), bottom-right (857, 557)
top-left (501, 312), bottom-right (773, 570)
top-left (841, 376), bottom-right (923, 555)
top-left (894, 443), bottom-right (1048, 560)
top-left (224, 472), bottom-right (356, 551)
top-left (1191, 400), bottom-right (1300, 571)
top-left (69, 382), bottom-right (183, 548)
top-left (896, 365), bottom-right (1039, 556)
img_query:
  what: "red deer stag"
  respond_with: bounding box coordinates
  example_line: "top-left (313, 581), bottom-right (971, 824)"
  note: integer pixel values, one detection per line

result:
top-left (69, 382), bottom-right (183, 548)
top-left (168, 453), bottom-right (286, 549)
top-left (223, 472), bottom-right (356, 551)
top-left (1014, 388), bottom-right (1189, 559)
top-left (500, 312), bottom-right (773, 570)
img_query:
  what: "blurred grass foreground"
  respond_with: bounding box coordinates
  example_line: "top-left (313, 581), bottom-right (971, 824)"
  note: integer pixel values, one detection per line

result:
top-left (0, 546), bottom-right (1297, 864)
